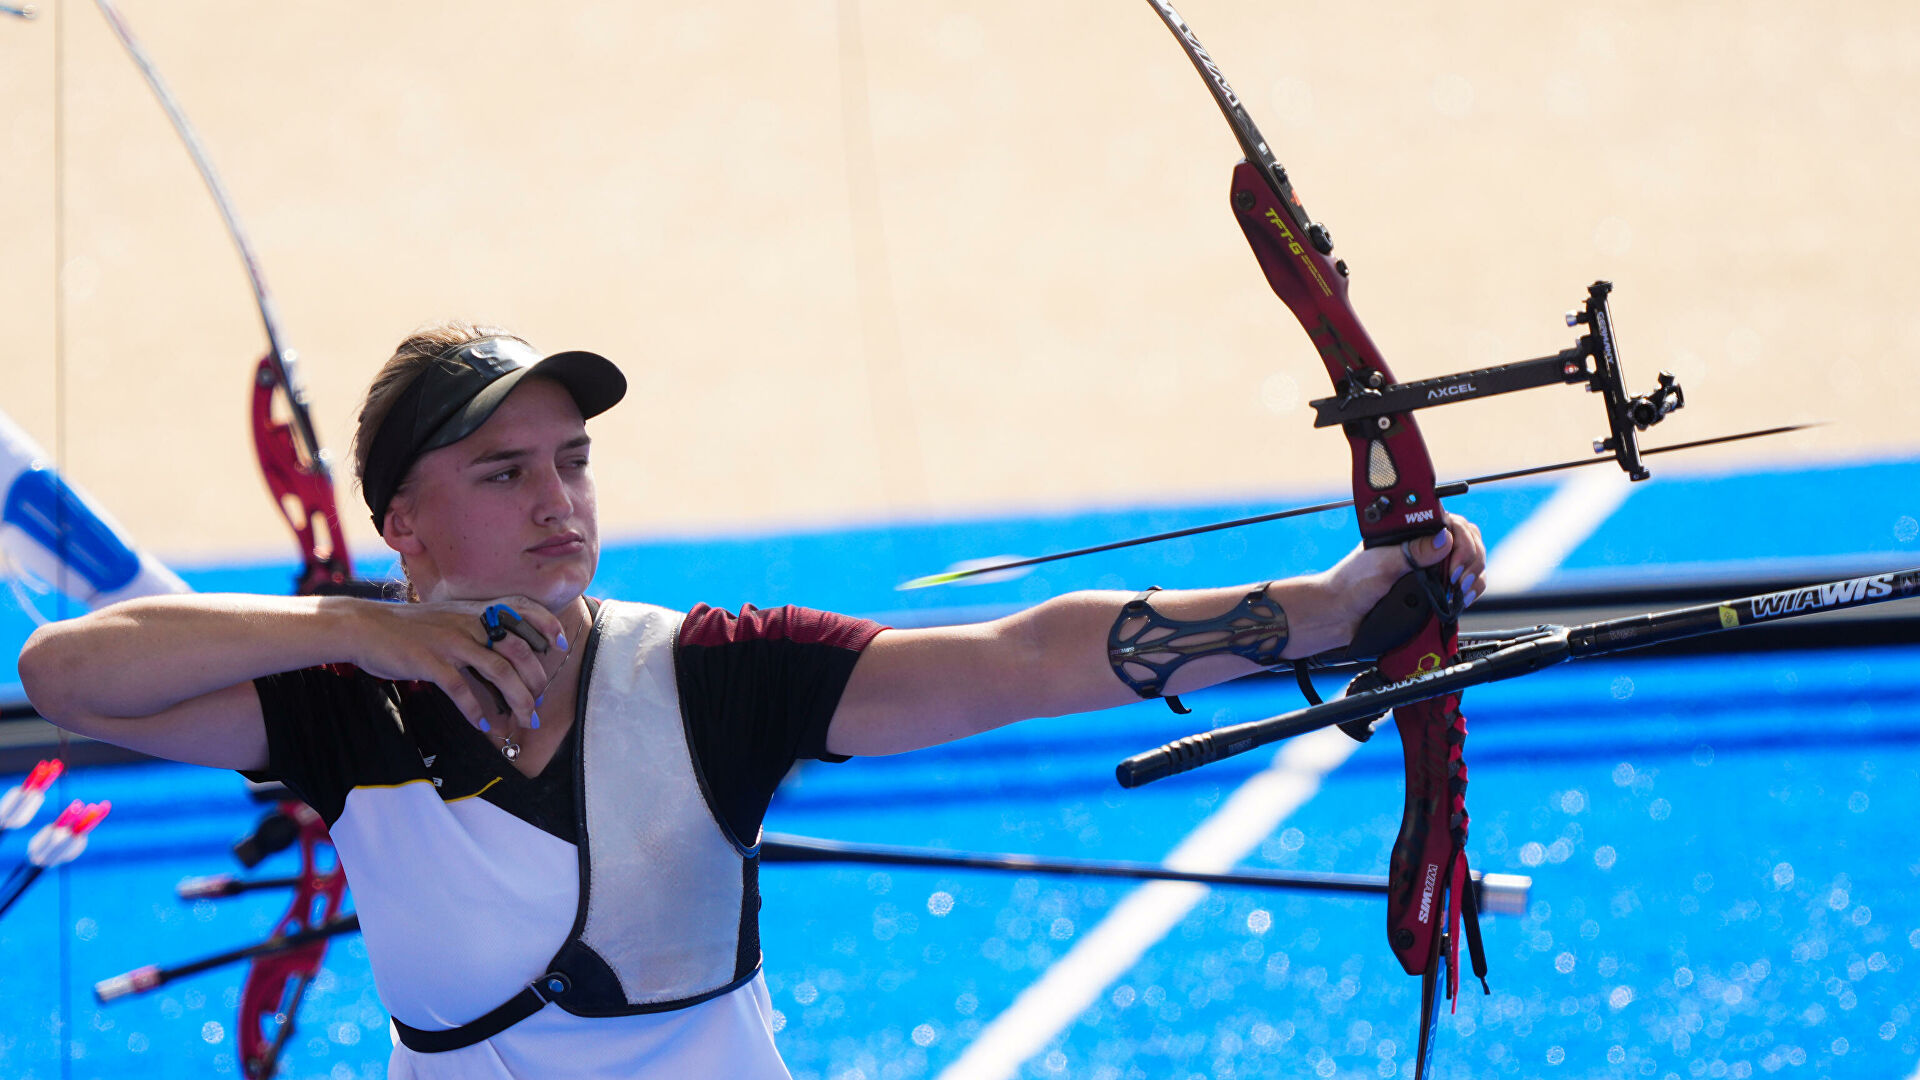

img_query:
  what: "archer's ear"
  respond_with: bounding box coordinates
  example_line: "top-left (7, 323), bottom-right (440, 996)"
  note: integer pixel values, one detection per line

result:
top-left (381, 495), bottom-right (426, 557)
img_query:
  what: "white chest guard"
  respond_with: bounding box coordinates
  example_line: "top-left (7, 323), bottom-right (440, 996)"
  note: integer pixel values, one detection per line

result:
top-left (392, 600), bottom-right (762, 1053)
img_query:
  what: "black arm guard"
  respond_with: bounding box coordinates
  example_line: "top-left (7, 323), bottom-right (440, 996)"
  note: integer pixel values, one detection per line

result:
top-left (1108, 583), bottom-right (1290, 715)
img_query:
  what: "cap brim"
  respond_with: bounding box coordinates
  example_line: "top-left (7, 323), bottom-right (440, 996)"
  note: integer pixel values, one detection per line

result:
top-left (421, 349), bottom-right (627, 453)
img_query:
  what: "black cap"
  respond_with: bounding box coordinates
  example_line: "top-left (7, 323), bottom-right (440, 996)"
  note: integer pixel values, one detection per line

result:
top-left (362, 336), bottom-right (626, 531)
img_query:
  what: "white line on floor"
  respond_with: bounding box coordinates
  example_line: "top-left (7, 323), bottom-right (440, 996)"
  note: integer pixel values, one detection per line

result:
top-left (933, 472), bottom-right (1632, 1080)
top-left (1478, 469), bottom-right (1634, 594)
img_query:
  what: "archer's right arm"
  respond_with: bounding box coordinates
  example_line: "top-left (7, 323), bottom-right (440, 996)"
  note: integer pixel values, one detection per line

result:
top-left (17, 594), bottom-right (560, 770)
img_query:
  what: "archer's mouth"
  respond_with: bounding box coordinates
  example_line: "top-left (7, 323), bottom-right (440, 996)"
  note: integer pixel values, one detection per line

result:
top-left (526, 532), bottom-right (587, 557)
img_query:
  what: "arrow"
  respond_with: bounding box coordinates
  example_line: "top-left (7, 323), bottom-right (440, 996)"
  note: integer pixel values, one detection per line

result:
top-left (761, 832), bottom-right (1531, 912)
top-left (898, 422), bottom-right (1818, 589)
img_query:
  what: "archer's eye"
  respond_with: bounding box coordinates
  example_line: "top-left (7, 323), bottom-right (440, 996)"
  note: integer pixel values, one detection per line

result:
top-left (486, 467), bottom-right (520, 483)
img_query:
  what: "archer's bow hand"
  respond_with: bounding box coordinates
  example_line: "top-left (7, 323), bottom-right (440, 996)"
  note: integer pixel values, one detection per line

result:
top-left (1302, 515), bottom-right (1488, 656)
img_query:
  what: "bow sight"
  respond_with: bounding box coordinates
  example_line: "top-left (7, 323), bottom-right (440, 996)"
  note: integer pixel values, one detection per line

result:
top-left (1309, 281), bottom-right (1684, 485)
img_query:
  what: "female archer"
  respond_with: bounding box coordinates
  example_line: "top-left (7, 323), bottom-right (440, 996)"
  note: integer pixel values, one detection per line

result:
top-left (18, 322), bottom-right (1487, 1078)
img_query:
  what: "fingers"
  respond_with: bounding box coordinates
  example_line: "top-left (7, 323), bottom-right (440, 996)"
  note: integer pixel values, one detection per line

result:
top-left (452, 598), bottom-right (568, 732)
top-left (497, 597), bottom-right (568, 654)
top-left (1405, 527), bottom-right (1453, 568)
top-left (486, 631), bottom-right (551, 722)
top-left (1442, 516), bottom-right (1489, 606)
top-left (463, 645), bottom-right (540, 728)
top-left (434, 664), bottom-right (494, 731)
top-left (358, 596), bottom-right (572, 732)
top-left (435, 654), bottom-right (537, 734)
top-left (1402, 521), bottom-right (1490, 607)
top-left (461, 665), bottom-right (511, 716)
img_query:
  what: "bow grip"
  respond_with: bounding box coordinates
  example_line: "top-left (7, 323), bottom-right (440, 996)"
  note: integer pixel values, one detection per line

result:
top-left (1117, 729), bottom-right (1253, 788)
top-left (1352, 566), bottom-right (1459, 656)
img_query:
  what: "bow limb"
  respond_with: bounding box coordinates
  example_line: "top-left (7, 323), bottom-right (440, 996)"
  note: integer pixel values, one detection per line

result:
top-left (87, 3), bottom-right (361, 1067)
top-left (91, 0), bottom-right (355, 595)
top-left (236, 801), bottom-right (348, 1080)
top-left (1145, 2), bottom-right (1477, 1071)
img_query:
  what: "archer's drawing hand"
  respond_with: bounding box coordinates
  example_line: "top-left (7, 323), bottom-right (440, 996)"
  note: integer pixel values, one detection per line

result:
top-left (348, 597), bottom-right (569, 731)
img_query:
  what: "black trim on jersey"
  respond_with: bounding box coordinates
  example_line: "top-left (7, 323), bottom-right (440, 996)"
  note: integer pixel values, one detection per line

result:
top-left (558, 599), bottom-right (608, 984)
top-left (250, 664), bottom-right (582, 844)
top-left (673, 625), bottom-right (870, 849)
top-left (391, 958), bottom-right (765, 1050)
top-left (735, 857), bottom-right (761, 984)
top-left (680, 682), bottom-right (756, 857)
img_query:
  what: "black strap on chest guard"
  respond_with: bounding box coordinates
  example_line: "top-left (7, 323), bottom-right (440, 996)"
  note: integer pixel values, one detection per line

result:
top-left (1107, 583), bottom-right (1289, 715)
top-left (391, 972), bottom-right (574, 1052)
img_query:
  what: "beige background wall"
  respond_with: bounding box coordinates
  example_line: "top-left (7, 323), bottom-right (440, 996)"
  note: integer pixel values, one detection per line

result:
top-left (1, 1), bottom-right (1914, 564)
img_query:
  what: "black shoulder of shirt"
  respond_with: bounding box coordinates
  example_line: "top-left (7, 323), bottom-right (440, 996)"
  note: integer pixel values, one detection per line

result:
top-left (673, 603), bottom-right (886, 846)
top-left (244, 601), bottom-right (889, 847)
top-left (247, 664), bottom-right (577, 841)
top-left (245, 664), bottom-right (420, 822)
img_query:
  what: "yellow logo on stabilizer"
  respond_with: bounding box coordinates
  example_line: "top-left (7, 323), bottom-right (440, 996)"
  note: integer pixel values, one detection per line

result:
top-left (1718, 605), bottom-right (1740, 629)
top-left (1417, 653), bottom-right (1444, 673)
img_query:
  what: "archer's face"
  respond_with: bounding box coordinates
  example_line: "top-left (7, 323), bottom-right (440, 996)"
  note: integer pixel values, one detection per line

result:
top-left (385, 377), bottom-right (600, 611)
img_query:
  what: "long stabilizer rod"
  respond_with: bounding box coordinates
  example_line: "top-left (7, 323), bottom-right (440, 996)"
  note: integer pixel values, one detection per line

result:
top-left (1119, 566), bottom-right (1920, 787)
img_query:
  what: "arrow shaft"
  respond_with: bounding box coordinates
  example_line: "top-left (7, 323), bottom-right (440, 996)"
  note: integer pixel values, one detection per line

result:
top-left (759, 833), bottom-right (1529, 909)
top-left (905, 423), bottom-right (1812, 587)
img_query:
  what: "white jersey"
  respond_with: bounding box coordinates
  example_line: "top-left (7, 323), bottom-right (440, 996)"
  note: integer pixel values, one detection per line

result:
top-left (247, 599), bottom-right (885, 1077)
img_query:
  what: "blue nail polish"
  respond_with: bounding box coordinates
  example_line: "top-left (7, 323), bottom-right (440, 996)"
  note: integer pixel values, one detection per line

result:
top-left (1461, 572), bottom-right (1477, 593)
top-left (1433, 532), bottom-right (1450, 549)
top-left (529, 711), bottom-right (541, 730)
top-left (557, 632), bottom-right (569, 651)
top-left (479, 718), bottom-right (491, 732)
top-left (1451, 565), bottom-right (1464, 583)
top-left (536, 694), bottom-right (545, 707)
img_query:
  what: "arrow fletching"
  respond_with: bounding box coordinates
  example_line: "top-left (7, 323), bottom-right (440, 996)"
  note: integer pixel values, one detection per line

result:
top-left (898, 556), bottom-right (1039, 590)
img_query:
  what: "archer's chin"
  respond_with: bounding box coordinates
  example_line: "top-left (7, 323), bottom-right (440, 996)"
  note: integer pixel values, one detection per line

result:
top-left (526, 552), bottom-right (598, 608)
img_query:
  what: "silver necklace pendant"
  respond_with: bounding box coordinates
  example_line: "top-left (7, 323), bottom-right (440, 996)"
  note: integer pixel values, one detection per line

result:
top-left (500, 738), bottom-right (521, 761)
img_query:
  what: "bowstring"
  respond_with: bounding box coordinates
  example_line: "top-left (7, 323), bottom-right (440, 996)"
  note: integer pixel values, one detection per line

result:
top-left (51, 1), bottom-right (73, 1075)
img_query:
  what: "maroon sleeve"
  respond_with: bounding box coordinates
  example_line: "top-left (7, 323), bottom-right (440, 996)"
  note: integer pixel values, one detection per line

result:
top-left (674, 604), bottom-right (887, 844)
top-left (680, 603), bottom-right (885, 655)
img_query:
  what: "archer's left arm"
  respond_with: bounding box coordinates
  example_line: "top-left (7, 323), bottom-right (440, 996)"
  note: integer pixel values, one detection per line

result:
top-left (826, 517), bottom-right (1486, 757)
